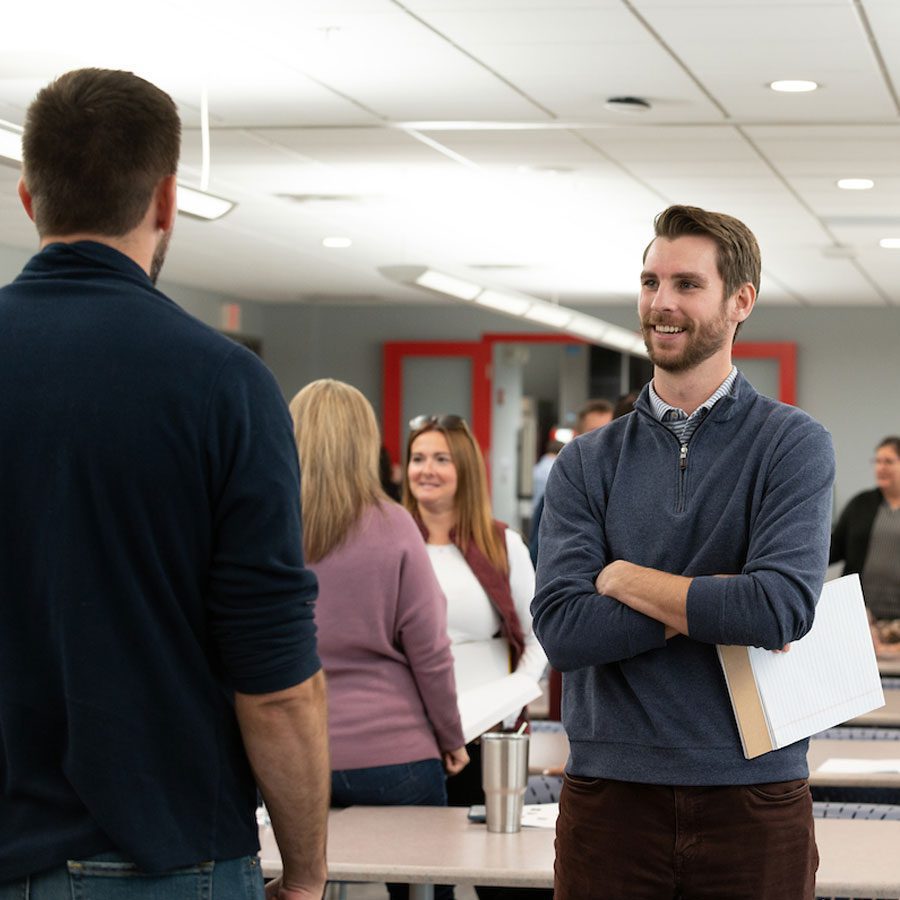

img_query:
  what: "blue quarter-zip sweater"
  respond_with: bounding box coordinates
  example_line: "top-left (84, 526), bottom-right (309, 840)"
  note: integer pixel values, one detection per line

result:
top-left (531, 373), bottom-right (834, 784)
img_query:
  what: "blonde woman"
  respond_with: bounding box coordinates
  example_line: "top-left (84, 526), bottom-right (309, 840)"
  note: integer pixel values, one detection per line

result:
top-left (402, 415), bottom-right (546, 788)
top-left (291, 381), bottom-right (467, 900)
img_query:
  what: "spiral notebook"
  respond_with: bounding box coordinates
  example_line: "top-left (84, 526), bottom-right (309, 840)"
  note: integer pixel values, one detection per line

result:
top-left (717, 574), bottom-right (885, 759)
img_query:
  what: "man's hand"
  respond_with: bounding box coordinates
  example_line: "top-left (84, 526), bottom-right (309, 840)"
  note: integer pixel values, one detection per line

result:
top-left (236, 672), bottom-right (329, 900)
top-left (595, 560), bottom-right (690, 636)
top-left (264, 875), bottom-right (325, 900)
top-left (594, 559), bottom-right (629, 599)
top-left (443, 746), bottom-right (470, 776)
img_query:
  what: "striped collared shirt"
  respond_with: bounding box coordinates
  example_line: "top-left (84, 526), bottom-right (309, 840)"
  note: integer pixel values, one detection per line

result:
top-left (649, 366), bottom-right (738, 445)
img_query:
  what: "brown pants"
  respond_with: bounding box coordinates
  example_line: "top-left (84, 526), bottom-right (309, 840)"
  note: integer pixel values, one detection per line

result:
top-left (554, 774), bottom-right (818, 900)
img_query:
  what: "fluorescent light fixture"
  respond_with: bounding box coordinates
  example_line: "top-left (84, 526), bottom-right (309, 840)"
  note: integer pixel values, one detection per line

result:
top-left (378, 265), bottom-right (646, 356)
top-left (524, 303), bottom-right (574, 328)
top-left (475, 289), bottom-right (531, 316)
top-left (322, 236), bottom-right (352, 248)
top-left (769, 80), bottom-right (818, 93)
top-left (176, 184), bottom-right (235, 221)
top-left (566, 314), bottom-right (609, 343)
top-left (0, 119), bottom-right (23, 163)
top-left (879, 238), bottom-right (900, 249)
top-left (837, 178), bottom-right (874, 191)
top-left (414, 269), bottom-right (482, 300)
top-left (598, 325), bottom-right (645, 353)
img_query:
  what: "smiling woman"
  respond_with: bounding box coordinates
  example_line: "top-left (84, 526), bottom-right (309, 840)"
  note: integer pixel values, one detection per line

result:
top-left (402, 413), bottom-right (549, 900)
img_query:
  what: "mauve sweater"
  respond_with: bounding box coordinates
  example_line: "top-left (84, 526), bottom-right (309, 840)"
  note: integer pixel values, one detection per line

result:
top-left (310, 501), bottom-right (464, 771)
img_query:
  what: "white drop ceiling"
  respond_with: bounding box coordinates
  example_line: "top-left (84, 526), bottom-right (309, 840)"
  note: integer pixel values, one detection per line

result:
top-left (2, 0), bottom-right (900, 308)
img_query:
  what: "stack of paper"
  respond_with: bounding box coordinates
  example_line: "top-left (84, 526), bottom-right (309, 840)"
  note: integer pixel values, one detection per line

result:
top-left (452, 638), bottom-right (542, 743)
top-left (718, 575), bottom-right (885, 759)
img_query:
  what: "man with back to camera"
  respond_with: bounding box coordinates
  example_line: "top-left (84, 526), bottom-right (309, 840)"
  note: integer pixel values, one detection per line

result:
top-left (0, 69), bottom-right (328, 899)
top-left (532, 205), bottom-right (835, 899)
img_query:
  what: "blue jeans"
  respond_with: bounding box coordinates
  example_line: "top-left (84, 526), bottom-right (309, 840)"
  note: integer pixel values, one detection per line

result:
top-left (0, 852), bottom-right (264, 900)
top-left (331, 758), bottom-right (452, 900)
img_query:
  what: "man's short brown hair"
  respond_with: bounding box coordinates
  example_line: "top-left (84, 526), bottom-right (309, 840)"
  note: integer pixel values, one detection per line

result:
top-left (646, 205), bottom-right (761, 301)
top-left (22, 68), bottom-right (181, 237)
top-left (576, 398), bottom-right (614, 434)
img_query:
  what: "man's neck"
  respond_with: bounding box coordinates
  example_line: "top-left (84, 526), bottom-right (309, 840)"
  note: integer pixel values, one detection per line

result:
top-left (39, 231), bottom-right (152, 278)
top-left (652, 356), bottom-right (734, 416)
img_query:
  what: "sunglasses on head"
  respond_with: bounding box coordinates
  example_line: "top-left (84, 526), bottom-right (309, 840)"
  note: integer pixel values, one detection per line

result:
top-left (408, 414), bottom-right (468, 432)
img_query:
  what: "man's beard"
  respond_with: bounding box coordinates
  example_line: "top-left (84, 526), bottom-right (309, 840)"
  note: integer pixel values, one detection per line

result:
top-left (149, 228), bottom-right (172, 286)
top-left (640, 305), bottom-right (730, 373)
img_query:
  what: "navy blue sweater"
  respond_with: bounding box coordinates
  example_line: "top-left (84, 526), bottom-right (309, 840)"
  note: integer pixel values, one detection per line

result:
top-left (532, 374), bottom-right (834, 784)
top-left (0, 242), bottom-right (320, 879)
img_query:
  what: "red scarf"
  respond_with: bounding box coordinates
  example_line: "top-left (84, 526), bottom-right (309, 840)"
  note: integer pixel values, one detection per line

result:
top-left (413, 513), bottom-right (526, 669)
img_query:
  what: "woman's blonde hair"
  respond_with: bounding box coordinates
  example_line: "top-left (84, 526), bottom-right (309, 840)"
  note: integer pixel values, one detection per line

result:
top-left (289, 379), bottom-right (385, 563)
top-left (402, 418), bottom-right (508, 574)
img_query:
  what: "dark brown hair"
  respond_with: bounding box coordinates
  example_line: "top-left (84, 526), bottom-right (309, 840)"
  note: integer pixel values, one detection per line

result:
top-left (22, 68), bottom-right (181, 237)
top-left (877, 436), bottom-right (900, 457)
top-left (646, 204), bottom-right (761, 301)
top-left (576, 398), bottom-right (613, 433)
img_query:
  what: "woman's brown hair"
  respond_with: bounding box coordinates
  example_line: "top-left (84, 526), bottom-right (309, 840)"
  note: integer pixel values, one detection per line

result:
top-left (402, 418), bottom-right (508, 573)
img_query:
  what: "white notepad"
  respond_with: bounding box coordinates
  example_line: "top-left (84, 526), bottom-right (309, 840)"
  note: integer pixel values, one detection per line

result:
top-left (718, 574), bottom-right (885, 759)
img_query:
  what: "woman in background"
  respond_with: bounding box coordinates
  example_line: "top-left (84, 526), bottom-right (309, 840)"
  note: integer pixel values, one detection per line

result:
top-left (402, 414), bottom-right (548, 900)
top-left (831, 435), bottom-right (900, 655)
top-left (291, 381), bottom-right (467, 900)
top-left (402, 415), bottom-right (546, 772)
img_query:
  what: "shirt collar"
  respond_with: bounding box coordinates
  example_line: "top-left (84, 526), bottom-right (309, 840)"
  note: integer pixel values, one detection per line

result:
top-left (649, 366), bottom-right (738, 423)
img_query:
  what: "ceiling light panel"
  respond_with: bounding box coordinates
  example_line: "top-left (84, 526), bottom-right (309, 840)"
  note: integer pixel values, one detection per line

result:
top-left (474, 290), bottom-right (531, 316)
top-left (414, 269), bottom-right (482, 300)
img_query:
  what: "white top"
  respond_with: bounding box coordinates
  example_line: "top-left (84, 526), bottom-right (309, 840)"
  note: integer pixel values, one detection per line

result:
top-left (426, 528), bottom-right (547, 684)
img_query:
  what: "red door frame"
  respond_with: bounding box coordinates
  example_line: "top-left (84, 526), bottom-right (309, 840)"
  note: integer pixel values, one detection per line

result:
top-left (733, 342), bottom-right (797, 406)
top-left (382, 341), bottom-right (492, 465)
top-left (383, 337), bottom-right (798, 463)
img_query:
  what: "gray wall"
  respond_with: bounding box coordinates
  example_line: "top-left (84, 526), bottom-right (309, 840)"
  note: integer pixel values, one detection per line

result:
top-left (259, 300), bottom-right (900, 516)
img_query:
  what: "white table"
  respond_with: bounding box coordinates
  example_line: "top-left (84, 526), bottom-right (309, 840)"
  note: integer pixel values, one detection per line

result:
top-left (848, 688), bottom-right (900, 727)
top-left (808, 738), bottom-right (900, 788)
top-left (259, 805), bottom-right (900, 899)
top-left (879, 657), bottom-right (900, 677)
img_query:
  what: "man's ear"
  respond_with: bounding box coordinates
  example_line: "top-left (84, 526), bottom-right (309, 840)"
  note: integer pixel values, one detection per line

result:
top-left (731, 282), bottom-right (756, 324)
top-left (17, 177), bottom-right (36, 223)
top-left (154, 174), bottom-right (177, 232)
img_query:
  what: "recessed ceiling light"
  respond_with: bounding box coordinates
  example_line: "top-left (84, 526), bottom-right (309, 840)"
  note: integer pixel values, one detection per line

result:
top-left (769, 80), bottom-right (819, 93)
top-left (879, 238), bottom-right (900, 249)
top-left (322, 236), bottom-right (352, 248)
top-left (837, 178), bottom-right (874, 191)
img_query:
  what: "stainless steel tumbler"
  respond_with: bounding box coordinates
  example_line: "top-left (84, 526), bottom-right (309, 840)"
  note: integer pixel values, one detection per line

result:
top-left (481, 732), bottom-right (530, 833)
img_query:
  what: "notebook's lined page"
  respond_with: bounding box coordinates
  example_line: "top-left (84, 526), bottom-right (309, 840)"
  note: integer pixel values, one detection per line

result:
top-left (747, 575), bottom-right (884, 749)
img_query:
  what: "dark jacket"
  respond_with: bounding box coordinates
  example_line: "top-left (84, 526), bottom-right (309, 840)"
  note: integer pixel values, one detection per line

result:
top-left (0, 242), bottom-right (319, 879)
top-left (830, 488), bottom-right (883, 576)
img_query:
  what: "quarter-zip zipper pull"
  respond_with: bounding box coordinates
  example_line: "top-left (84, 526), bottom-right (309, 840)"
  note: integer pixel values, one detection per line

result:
top-left (679, 443), bottom-right (688, 470)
